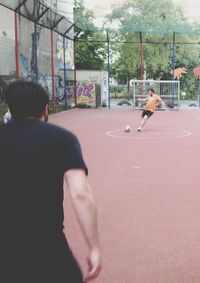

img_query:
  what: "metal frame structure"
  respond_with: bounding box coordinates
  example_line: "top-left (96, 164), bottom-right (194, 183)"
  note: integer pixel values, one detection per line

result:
top-left (0, 0), bottom-right (81, 39)
top-left (0, 0), bottom-right (81, 110)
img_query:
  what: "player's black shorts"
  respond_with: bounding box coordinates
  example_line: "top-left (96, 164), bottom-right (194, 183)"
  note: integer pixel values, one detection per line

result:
top-left (142, 110), bottom-right (154, 118)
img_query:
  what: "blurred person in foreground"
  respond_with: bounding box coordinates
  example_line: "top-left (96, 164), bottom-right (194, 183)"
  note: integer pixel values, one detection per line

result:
top-left (0, 80), bottom-right (101, 283)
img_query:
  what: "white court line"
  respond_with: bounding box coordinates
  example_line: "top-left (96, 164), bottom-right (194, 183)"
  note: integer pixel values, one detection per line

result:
top-left (107, 128), bottom-right (191, 140)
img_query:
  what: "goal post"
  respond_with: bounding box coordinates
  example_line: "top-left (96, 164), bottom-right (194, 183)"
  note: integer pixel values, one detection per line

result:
top-left (130, 80), bottom-right (180, 110)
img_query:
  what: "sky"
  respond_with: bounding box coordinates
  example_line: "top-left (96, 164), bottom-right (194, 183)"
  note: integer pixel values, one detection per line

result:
top-left (175, 0), bottom-right (200, 21)
top-left (84, 0), bottom-right (126, 17)
top-left (84, 0), bottom-right (127, 26)
top-left (84, 0), bottom-right (200, 26)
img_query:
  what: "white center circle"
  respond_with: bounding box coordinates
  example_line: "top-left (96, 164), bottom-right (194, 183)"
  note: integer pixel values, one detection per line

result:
top-left (107, 128), bottom-right (191, 140)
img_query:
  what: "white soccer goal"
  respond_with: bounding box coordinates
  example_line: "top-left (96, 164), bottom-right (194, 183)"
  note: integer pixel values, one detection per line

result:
top-left (130, 80), bottom-right (180, 110)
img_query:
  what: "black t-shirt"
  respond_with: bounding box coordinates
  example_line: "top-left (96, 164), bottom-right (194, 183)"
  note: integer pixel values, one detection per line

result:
top-left (0, 118), bottom-right (87, 239)
top-left (0, 119), bottom-right (86, 282)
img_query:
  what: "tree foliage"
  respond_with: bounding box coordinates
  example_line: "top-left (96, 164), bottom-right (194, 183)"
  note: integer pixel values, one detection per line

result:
top-left (74, 0), bottom-right (106, 70)
top-left (73, 0), bottom-right (200, 98)
top-left (105, 0), bottom-right (200, 97)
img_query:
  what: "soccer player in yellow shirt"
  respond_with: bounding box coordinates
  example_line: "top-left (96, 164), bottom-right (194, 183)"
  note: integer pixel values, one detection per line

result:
top-left (137, 88), bottom-right (165, 132)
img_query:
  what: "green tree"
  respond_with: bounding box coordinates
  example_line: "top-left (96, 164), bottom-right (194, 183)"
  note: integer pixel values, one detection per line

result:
top-left (106, 0), bottom-right (200, 90)
top-left (74, 0), bottom-right (106, 70)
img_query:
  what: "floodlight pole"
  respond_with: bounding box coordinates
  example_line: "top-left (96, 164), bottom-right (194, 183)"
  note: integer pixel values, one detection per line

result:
top-left (63, 36), bottom-right (67, 110)
top-left (14, 12), bottom-right (19, 79)
top-left (139, 32), bottom-right (143, 80)
top-left (172, 32), bottom-right (175, 80)
top-left (73, 39), bottom-right (77, 107)
top-left (34, 22), bottom-right (39, 82)
top-left (106, 30), bottom-right (111, 109)
top-left (51, 29), bottom-right (56, 112)
top-left (172, 32), bottom-right (176, 108)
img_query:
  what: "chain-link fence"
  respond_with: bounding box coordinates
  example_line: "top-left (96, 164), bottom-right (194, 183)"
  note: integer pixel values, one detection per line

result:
top-left (0, 0), bottom-right (81, 120)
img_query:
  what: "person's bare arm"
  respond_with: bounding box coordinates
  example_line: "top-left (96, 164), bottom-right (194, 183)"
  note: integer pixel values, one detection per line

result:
top-left (64, 169), bottom-right (102, 282)
top-left (138, 97), bottom-right (148, 102)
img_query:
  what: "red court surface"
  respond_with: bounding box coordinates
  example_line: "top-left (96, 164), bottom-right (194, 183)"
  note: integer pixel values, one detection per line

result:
top-left (50, 108), bottom-right (200, 283)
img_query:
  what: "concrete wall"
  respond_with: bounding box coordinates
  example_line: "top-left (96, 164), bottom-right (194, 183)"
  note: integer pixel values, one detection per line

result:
top-left (76, 70), bottom-right (108, 104)
top-left (0, 6), bottom-right (15, 76)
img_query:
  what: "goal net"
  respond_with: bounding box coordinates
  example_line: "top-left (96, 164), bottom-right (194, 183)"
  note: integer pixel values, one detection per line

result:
top-left (130, 80), bottom-right (180, 110)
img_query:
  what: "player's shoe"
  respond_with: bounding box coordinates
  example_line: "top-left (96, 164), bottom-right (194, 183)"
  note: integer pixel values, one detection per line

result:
top-left (137, 128), bottom-right (141, 132)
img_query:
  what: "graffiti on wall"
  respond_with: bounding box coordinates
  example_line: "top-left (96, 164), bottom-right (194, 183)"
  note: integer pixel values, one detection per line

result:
top-left (19, 52), bottom-right (96, 105)
top-left (56, 35), bottom-right (74, 70)
top-left (77, 81), bottom-right (95, 97)
top-left (76, 80), bottom-right (96, 106)
top-left (20, 53), bottom-right (30, 77)
top-left (88, 76), bottom-right (98, 83)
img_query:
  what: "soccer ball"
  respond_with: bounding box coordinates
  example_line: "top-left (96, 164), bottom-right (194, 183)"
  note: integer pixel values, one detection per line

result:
top-left (125, 125), bottom-right (131, 132)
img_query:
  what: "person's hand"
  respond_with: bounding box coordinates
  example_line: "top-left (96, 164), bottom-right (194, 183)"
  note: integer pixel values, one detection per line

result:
top-left (84, 247), bottom-right (102, 282)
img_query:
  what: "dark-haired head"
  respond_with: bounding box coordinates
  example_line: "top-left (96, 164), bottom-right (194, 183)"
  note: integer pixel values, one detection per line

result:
top-left (5, 80), bottom-right (49, 121)
top-left (148, 88), bottom-right (155, 94)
